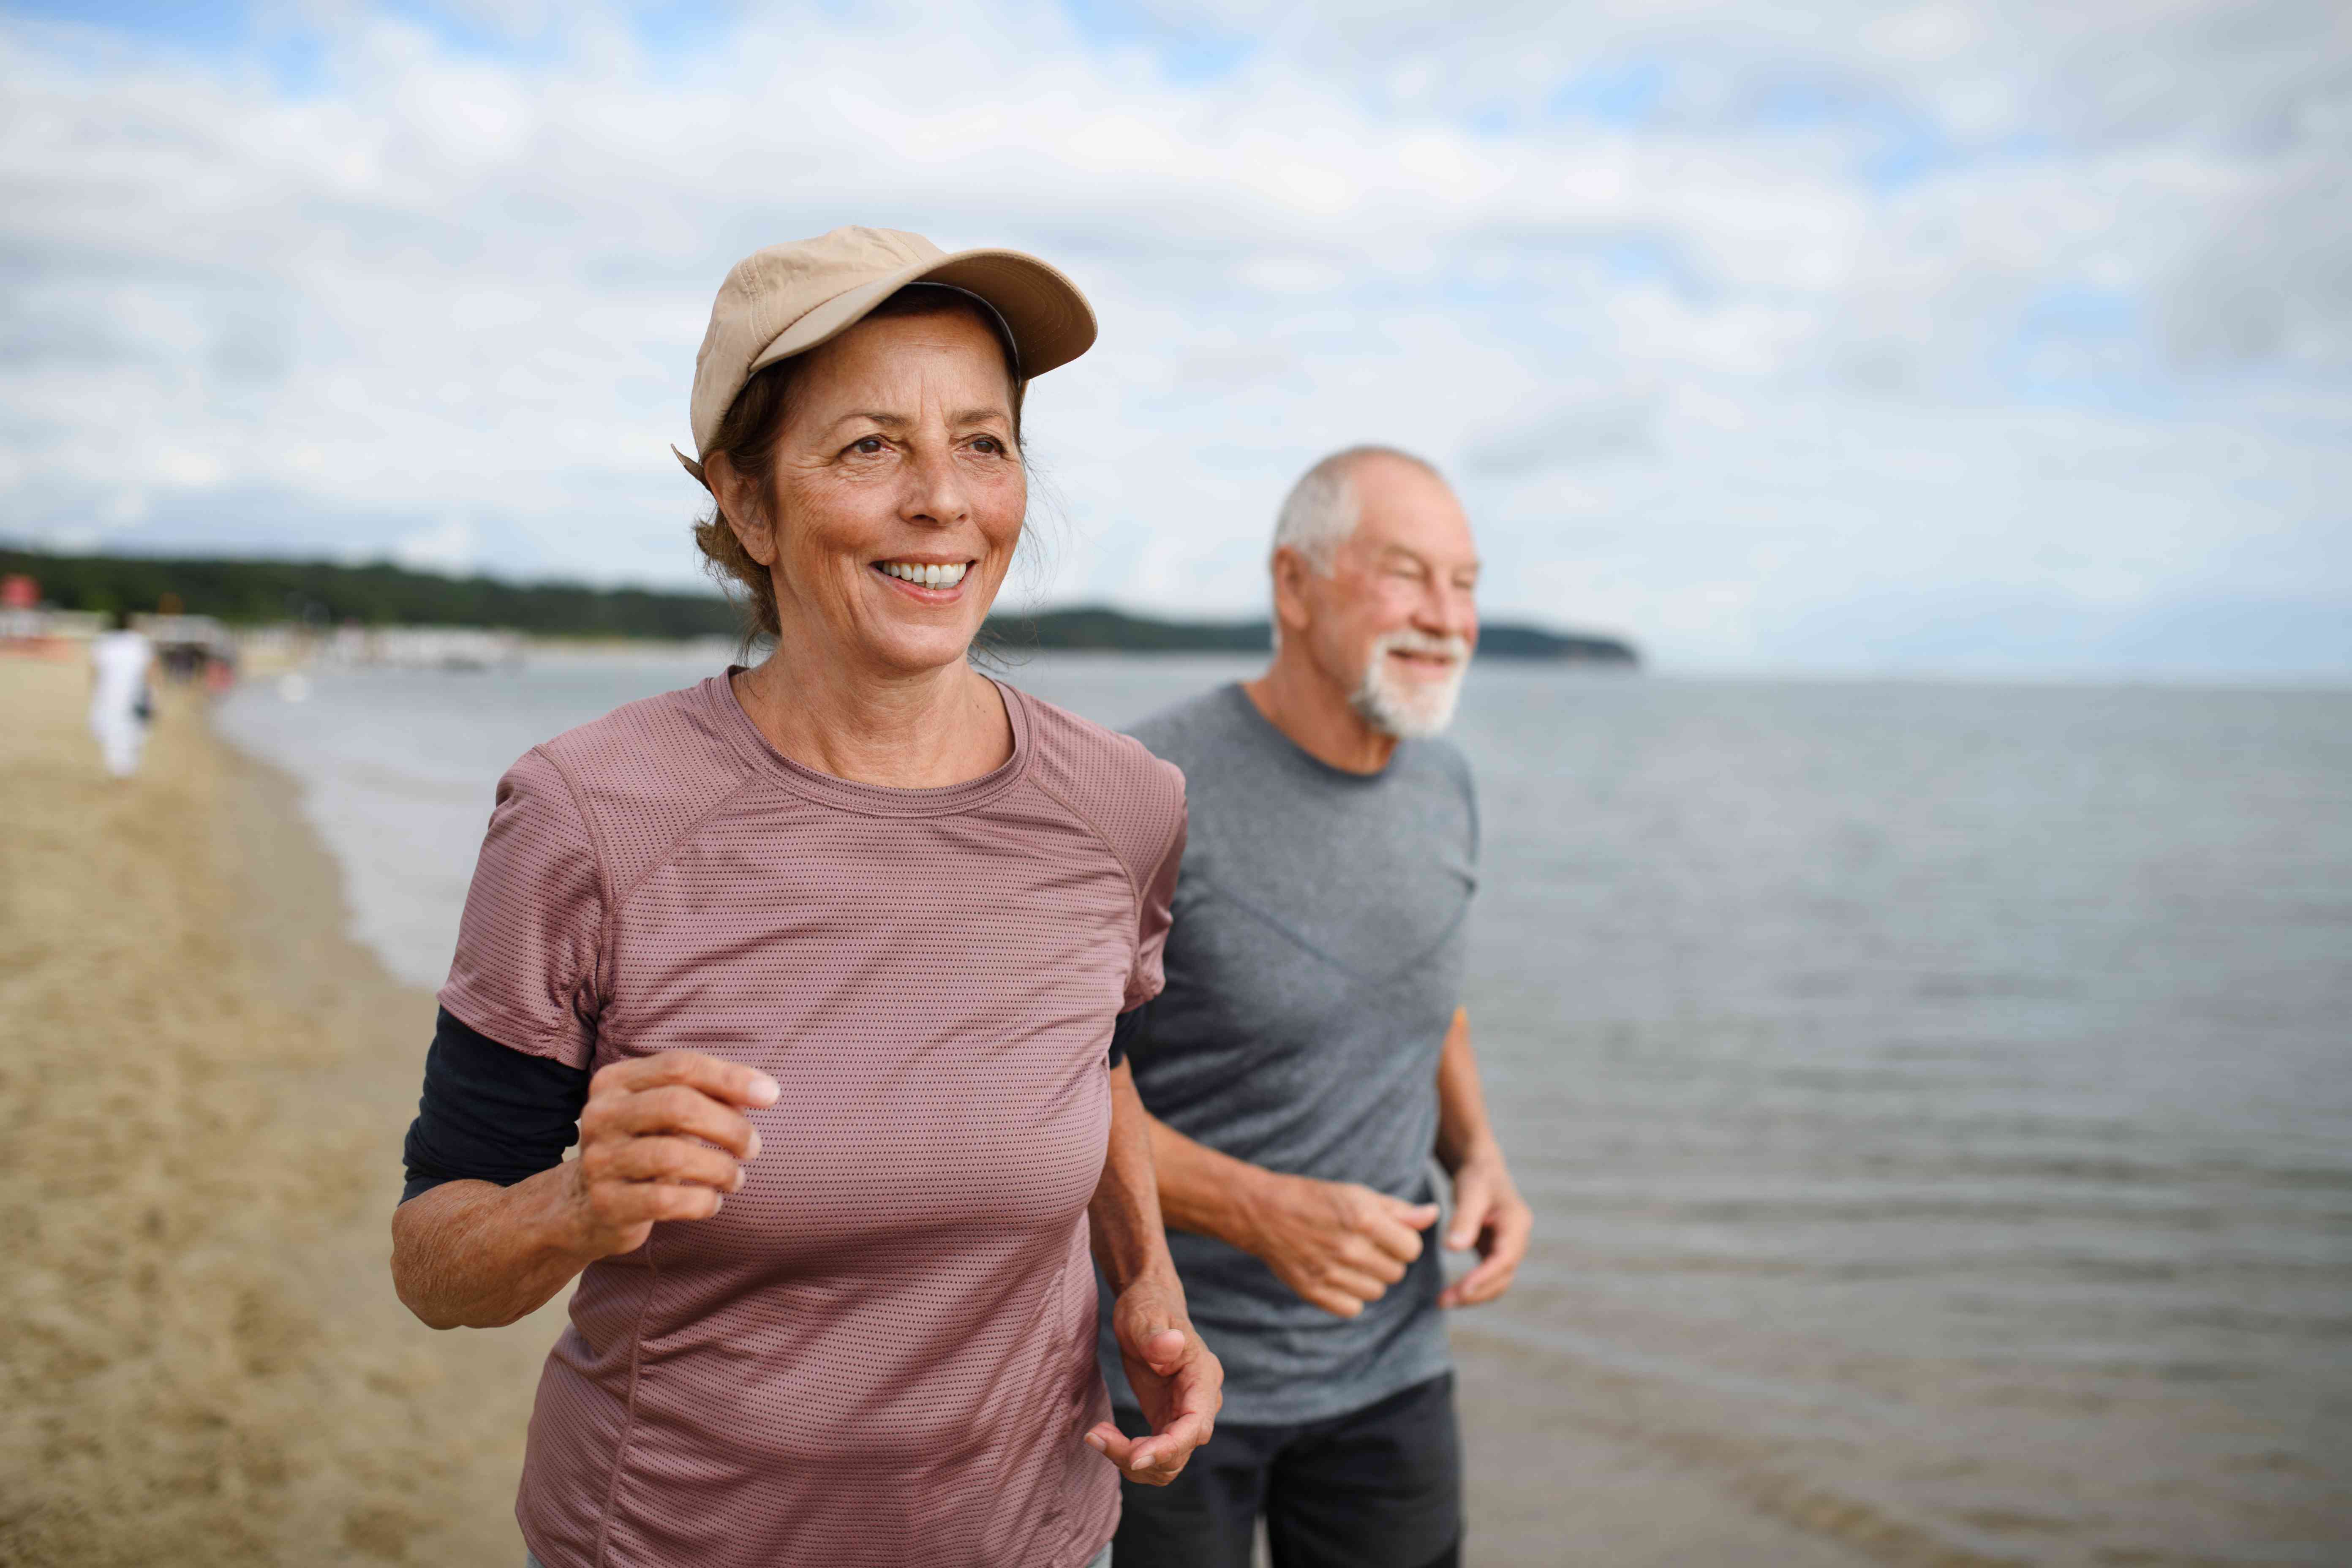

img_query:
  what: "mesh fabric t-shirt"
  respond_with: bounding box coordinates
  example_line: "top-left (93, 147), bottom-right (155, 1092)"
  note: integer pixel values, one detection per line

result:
top-left (437, 672), bottom-right (1185, 1568)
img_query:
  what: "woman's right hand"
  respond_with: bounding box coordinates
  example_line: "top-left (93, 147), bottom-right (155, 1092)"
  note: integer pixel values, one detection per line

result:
top-left (564, 1052), bottom-right (780, 1259)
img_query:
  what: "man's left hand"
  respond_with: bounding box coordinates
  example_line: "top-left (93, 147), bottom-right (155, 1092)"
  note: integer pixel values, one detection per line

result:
top-left (1439, 1150), bottom-right (1531, 1308)
top-left (1086, 1273), bottom-right (1222, 1486)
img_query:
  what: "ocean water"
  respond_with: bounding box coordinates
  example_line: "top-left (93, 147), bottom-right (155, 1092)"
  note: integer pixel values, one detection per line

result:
top-left (217, 652), bottom-right (2352, 1564)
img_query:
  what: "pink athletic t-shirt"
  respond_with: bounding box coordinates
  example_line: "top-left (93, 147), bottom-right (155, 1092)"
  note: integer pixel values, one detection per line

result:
top-left (437, 674), bottom-right (1184, 1568)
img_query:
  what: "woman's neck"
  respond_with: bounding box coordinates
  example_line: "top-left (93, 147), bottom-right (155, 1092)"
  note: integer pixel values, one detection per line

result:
top-left (730, 645), bottom-right (1012, 789)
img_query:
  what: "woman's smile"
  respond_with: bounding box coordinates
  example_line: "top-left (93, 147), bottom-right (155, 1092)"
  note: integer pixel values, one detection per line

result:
top-left (872, 556), bottom-right (975, 598)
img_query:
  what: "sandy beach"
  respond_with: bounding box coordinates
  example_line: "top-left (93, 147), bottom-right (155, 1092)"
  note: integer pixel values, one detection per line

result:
top-left (1, 653), bottom-right (1877, 1567)
top-left (0, 658), bottom-right (555, 1565)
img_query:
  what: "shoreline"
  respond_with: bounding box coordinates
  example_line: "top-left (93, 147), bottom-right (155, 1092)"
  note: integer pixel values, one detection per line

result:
top-left (3, 656), bottom-right (1874, 1567)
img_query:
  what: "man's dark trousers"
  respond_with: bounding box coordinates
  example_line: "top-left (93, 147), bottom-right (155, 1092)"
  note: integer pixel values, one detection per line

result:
top-left (1111, 1373), bottom-right (1462, 1568)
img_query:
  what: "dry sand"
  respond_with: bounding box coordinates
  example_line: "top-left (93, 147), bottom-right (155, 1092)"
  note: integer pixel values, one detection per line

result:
top-left (1, 653), bottom-right (1870, 1567)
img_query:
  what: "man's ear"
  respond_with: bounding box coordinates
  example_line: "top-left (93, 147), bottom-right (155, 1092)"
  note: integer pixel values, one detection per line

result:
top-left (705, 452), bottom-right (777, 568)
top-left (1270, 547), bottom-right (1315, 641)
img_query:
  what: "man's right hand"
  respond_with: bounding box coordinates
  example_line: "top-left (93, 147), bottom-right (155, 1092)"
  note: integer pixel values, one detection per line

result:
top-left (1241, 1174), bottom-right (1440, 1318)
top-left (564, 1051), bottom-right (779, 1260)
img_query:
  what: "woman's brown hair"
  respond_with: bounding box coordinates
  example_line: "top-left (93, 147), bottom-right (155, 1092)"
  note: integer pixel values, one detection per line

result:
top-left (691, 286), bottom-right (1025, 645)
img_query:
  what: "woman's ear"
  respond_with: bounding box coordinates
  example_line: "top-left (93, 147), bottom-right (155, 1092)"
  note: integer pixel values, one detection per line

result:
top-left (705, 452), bottom-right (777, 568)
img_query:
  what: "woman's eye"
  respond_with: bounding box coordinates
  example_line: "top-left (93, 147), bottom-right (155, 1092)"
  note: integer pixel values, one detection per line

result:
top-left (849, 437), bottom-right (885, 456)
top-left (971, 436), bottom-right (1005, 455)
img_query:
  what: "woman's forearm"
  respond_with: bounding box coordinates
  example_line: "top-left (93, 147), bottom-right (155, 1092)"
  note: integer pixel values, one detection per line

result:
top-left (390, 1165), bottom-right (596, 1329)
top-left (1087, 1064), bottom-right (1223, 1483)
top-left (394, 1051), bottom-right (769, 1329)
top-left (1089, 1062), bottom-right (1184, 1295)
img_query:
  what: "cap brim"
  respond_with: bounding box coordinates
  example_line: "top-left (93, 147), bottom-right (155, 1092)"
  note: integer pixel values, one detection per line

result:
top-left (745, 248), bottom-right (1097, 384)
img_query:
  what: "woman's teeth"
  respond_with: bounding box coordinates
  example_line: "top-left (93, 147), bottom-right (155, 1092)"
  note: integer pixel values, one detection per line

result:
top-left (879, 561), bottom-right (968, 589)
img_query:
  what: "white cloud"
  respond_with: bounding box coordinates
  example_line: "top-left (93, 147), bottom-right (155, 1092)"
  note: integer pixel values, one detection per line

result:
top-left (0, 0), bottom-right (2345, 671)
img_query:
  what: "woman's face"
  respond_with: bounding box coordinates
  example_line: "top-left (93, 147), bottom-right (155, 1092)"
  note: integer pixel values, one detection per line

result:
top-left (729, 307), bottom-right (1024, 678)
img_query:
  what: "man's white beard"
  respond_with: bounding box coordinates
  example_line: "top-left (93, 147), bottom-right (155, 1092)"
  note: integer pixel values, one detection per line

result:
top-left (1351, 629), bottom-right (1471, 739)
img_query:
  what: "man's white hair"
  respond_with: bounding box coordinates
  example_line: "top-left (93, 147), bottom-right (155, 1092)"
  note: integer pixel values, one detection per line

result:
top-left (1270, 445), bottom-right (1445, 573)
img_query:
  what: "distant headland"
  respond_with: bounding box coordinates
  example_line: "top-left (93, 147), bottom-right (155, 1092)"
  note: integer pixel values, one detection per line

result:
top-left (0, 546), bottom-right (1639, 665)
top-left (987, 604), bottom-right (1637, 663)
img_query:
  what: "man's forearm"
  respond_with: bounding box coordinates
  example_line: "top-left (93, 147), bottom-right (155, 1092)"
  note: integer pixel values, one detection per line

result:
top-left (1143, 1074), bottom-right (1444, 1320)
top-left (1141, 1110), bottom-right (1285, 1255)
top-left (1433, 1007), bottom-right (1502, 1172)
top-left (1090, 1062), bottom-right (1186, 1294)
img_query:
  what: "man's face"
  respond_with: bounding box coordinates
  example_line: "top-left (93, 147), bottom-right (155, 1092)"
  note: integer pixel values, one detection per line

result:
top-left (1290, 457), bottom-right (1481, 738)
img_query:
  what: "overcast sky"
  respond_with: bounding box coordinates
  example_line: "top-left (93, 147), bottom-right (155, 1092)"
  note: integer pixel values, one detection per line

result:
top-left (3, 0), bottom-right (2347, 673)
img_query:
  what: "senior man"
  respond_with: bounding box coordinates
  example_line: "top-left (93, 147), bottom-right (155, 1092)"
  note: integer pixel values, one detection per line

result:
top-left (1101, 446), bottom-right (1532, 1568)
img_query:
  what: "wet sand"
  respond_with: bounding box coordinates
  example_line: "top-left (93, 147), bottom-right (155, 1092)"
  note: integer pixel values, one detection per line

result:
top-left (1, 655), bottom-right (1867, 1566)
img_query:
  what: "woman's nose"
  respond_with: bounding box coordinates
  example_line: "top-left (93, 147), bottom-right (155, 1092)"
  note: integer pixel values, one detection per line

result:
top-left (901, 444), bottom-right (970, 528)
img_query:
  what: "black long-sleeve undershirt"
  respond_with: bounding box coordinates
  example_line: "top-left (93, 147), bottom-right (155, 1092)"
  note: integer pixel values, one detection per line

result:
top-left (400, 1009), bottom-right (589, 1203)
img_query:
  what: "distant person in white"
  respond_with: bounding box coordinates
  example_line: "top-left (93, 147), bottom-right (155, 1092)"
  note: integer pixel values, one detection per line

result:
top-left (87, 610), bottom-right (154, 779)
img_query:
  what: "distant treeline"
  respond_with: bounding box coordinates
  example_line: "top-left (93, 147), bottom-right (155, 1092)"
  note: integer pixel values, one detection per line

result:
top-left (0, 547), bottom-right (1639, 664)
top-left (2, 546), bottom-right (740, 641)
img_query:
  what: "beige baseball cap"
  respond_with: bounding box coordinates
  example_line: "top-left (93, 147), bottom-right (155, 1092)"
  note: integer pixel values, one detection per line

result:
top-left (675, 225), bottom-right (1096, 483)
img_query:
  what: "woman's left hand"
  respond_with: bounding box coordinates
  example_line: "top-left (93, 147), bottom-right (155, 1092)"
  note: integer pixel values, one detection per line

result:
top-left (1086, 1273), bottom-right (1222, 1486)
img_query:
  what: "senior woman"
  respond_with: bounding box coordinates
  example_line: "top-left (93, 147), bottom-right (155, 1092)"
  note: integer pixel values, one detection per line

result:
top-left (390, 227), bottom-right (1220, 1568)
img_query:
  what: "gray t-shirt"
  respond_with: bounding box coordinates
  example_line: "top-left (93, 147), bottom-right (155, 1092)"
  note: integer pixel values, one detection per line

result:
top-left (1100, 683), bottom-right (1478, 1425)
